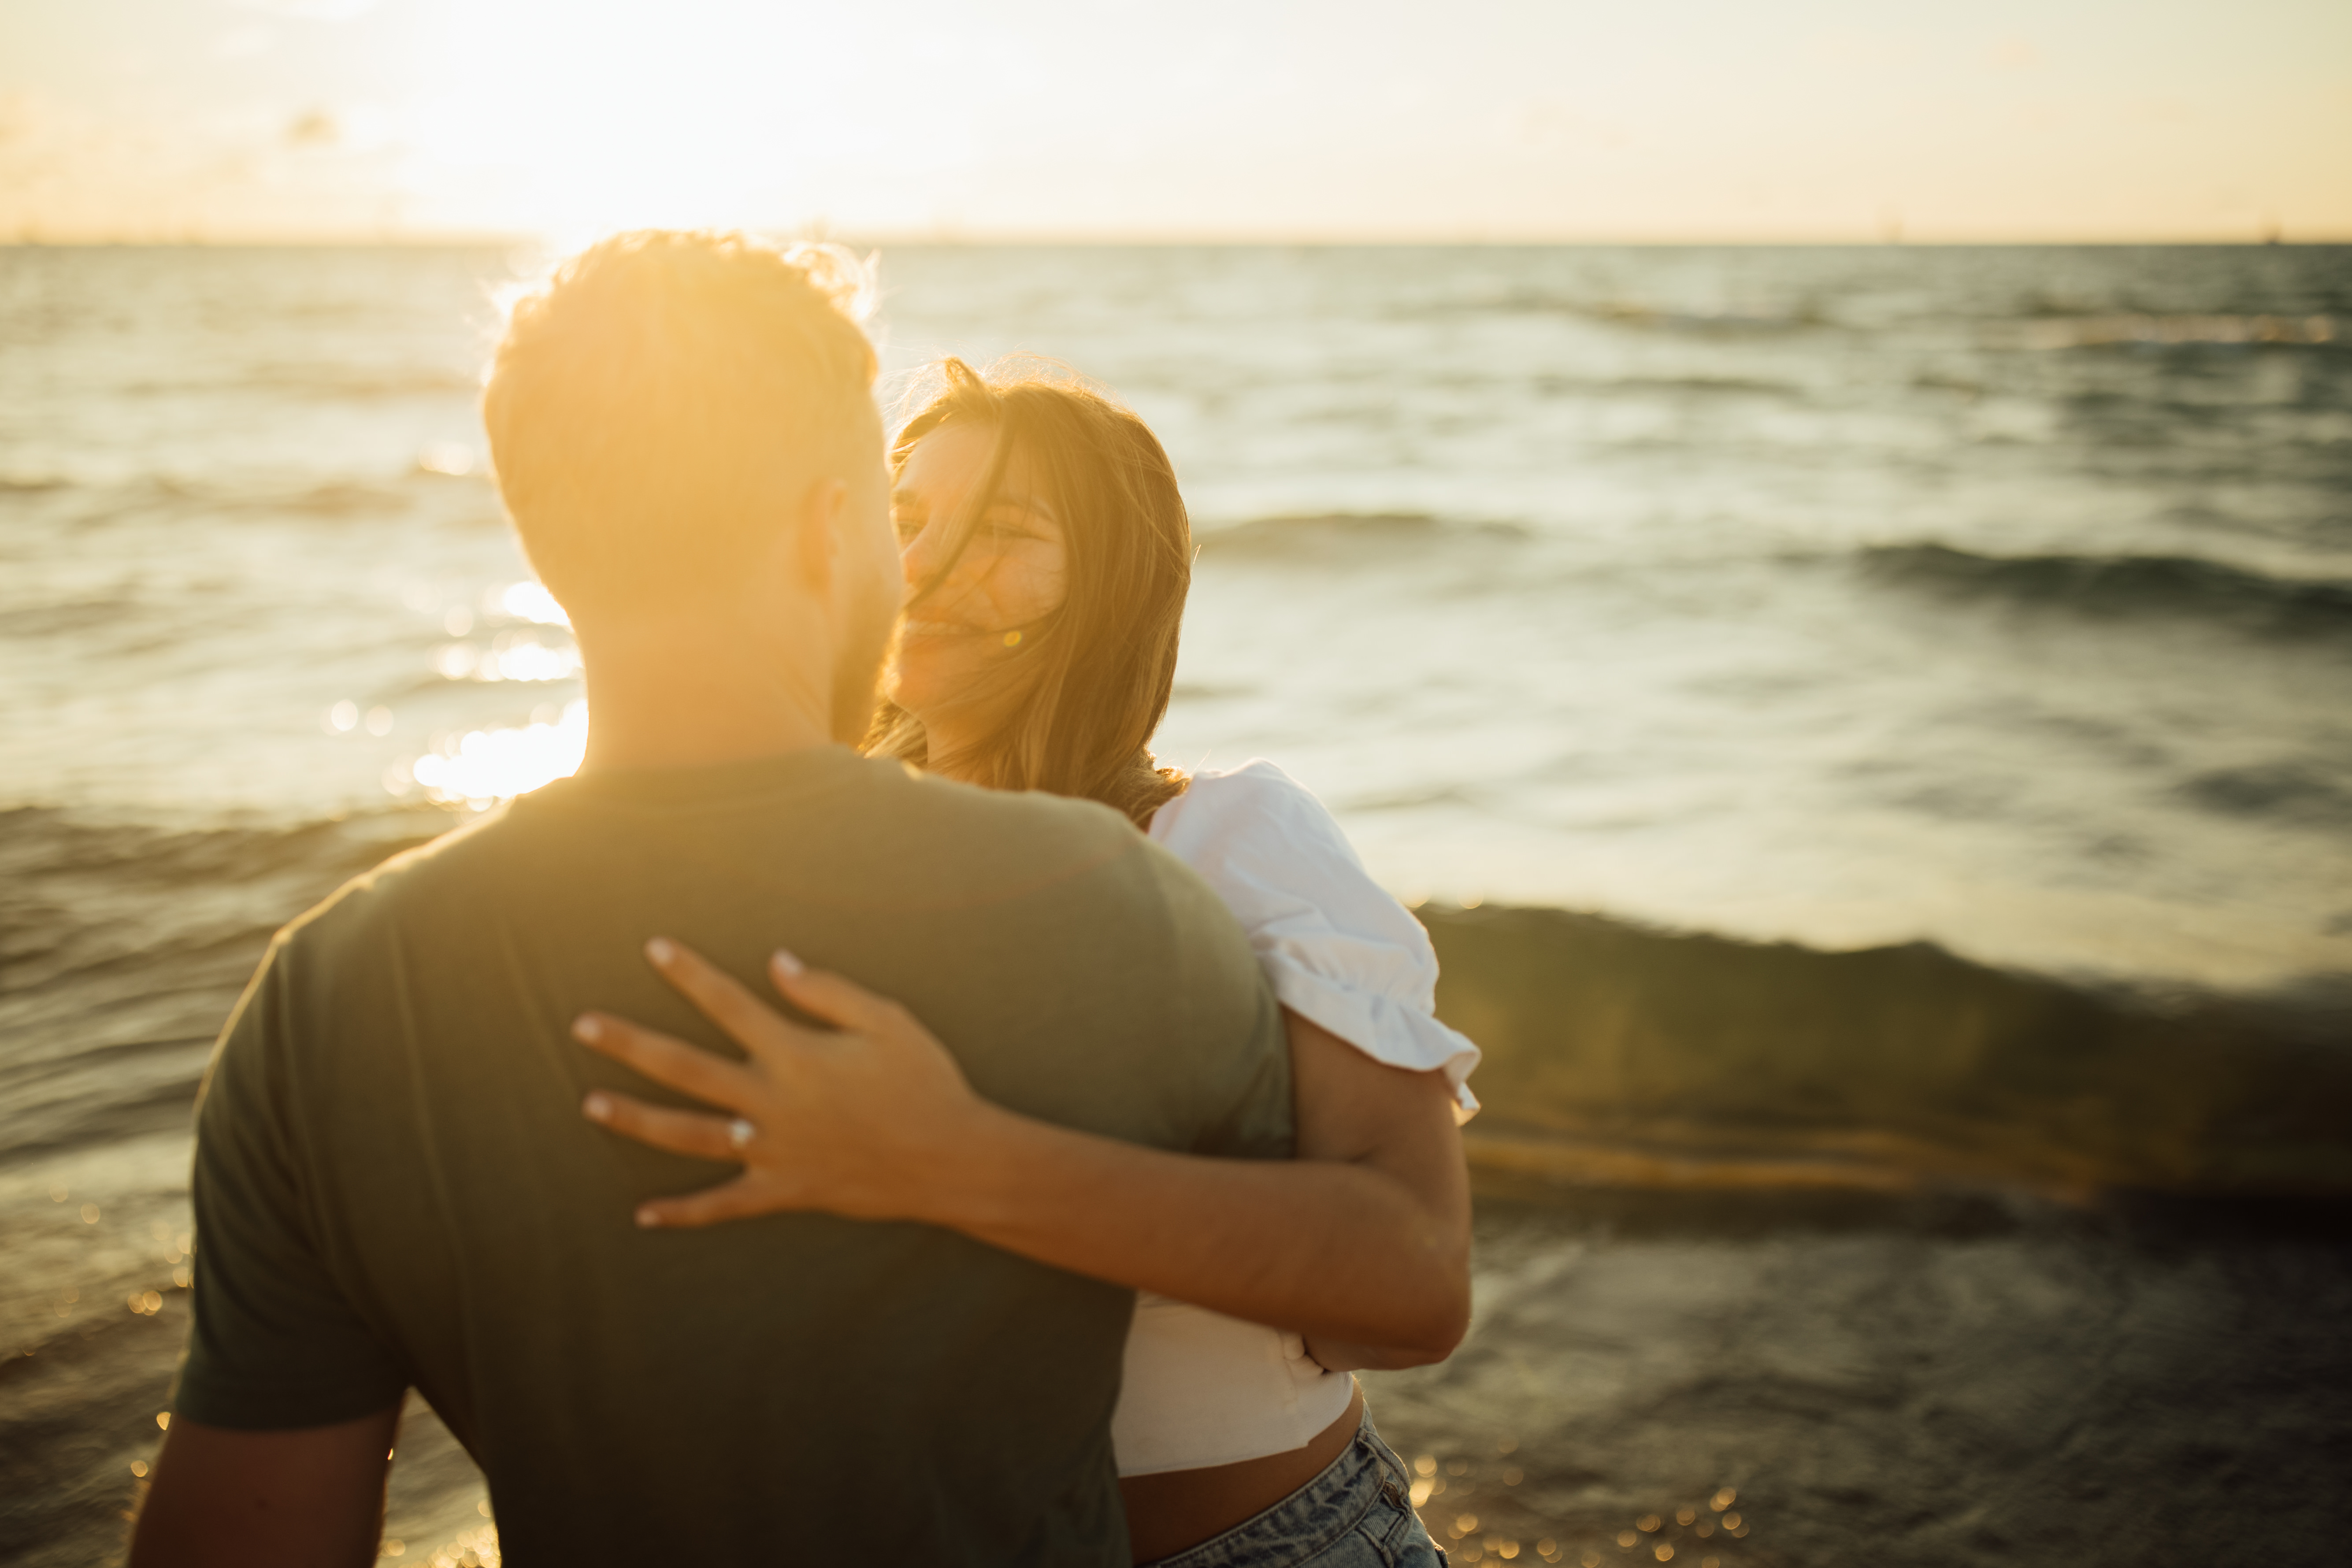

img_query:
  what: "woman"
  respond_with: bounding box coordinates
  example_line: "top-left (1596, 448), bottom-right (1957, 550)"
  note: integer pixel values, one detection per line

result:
top-left (572, 359), bottom-right (1480, 1566)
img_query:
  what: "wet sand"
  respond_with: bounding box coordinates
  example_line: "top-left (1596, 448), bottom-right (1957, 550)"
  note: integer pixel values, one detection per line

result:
top-left (8, 1178), bottom-right (2345, 1566)
top-left (1371, 1179), bottom-right (2352, 1567)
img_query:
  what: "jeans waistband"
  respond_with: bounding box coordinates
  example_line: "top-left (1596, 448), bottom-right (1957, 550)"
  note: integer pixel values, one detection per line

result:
top-left (1145, 1411), bottom-right (1413, 1567)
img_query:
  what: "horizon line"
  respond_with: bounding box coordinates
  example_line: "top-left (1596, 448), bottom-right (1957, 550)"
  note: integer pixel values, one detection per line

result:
top-left (7, 230), bottom-right (2349, 250)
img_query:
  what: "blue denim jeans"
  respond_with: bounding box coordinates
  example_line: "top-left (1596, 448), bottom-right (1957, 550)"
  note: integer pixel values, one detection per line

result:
top-left (1140, 1410), bottom-right (1448, 1568)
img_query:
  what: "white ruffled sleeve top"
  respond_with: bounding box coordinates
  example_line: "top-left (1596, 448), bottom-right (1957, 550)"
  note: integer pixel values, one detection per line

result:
top-left (1109, 760), bottom-right (1480, 1479)
top-left (1147, 760), bottom-right (1480, 1119)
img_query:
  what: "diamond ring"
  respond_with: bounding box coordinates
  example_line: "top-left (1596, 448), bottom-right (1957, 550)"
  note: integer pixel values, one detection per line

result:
top-left (726, 1117), bottom-right (756, 1152)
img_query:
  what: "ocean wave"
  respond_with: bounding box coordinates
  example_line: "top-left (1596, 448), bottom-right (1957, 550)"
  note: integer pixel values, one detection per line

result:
top-left (0, 802), bottom-right (444, 903)
top-left (1421, 903), bottom-right (2352, 1198)
top-left (30, 471), bottom-right (503, 530)
top-left (1532, 372), bottom-right (1796, 398)
top-left (1195, 512), bottom-right (1528, 558)
top-left (0, 594), bottom-right (144, 639)
top-left (0, 804), bottom-right (454, 1157)
top-left (6, 792), bottom-right (2347, 1194)
top-left (1458, 294), bottom-right (2342, 351)
top-left (234, 479), bottom-right (418, 519)
top-left (0, 1036), bottom-right (219, 1166)
top-left (1425, 292), bottom-right (1829, 335)
top-left (1858, 543), bottom-right (2352, 639)
top-left (2013, 313), bottom-right (2338, 350)
top-left (1582, 302), bottom-right (1828, 335)
top-left (2177, 763), bottom-right (2352, 828)
top-left (122, 366), bottom-right (482, 400)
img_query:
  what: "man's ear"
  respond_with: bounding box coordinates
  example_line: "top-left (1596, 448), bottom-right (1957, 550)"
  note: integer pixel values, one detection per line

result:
top-left (794, 476), bottom-right (850, 599)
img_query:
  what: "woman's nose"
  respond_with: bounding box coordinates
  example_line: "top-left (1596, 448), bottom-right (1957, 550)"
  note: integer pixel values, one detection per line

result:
top-left (903, 522), bottom-right (969, 593)
top-left (900, 523), bottom-right (940, 583)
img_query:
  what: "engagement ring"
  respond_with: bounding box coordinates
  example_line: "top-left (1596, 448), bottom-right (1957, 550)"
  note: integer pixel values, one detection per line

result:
top-left (727, 1117), bottom-right (756, 1152)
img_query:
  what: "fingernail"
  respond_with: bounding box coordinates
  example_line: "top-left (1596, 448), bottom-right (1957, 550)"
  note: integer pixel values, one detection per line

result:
top-left (645, 937), bottom-right (676, 964)
top-left (634, 1207), bottom-right (662, 1228)
top-left (582, 1093), bottom-right (611, 1121)
top-left (771, 948), bottom-right (804, 978)
top-left (571, 1014), bottom-right (601, 1042)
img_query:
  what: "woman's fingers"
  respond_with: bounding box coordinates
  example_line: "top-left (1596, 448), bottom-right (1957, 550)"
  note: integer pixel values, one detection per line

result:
top-left (634, 1176), bottom-right (797, 1229)
top-left (645, 937), bottom-right (824, 1058)
top-left (640, 935), bottom-right (919, 1054)
top-left (571, 1011), bottom-right (755, 1108)
top-left (766, 948), bottom-right (911, 1037)
top-left (580, 1090), bottom-right (742, 1164)
top-left (577, 942), bottom-right (977, 1233)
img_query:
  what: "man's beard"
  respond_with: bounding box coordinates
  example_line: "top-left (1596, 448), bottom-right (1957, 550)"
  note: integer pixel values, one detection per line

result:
top-left (828, 591), bottom-right (897, 746)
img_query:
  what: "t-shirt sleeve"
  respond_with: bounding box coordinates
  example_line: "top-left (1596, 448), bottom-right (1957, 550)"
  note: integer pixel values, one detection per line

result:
top-left (1152, 761), bottom-right (1482, 1120)
top-left (1127, 839), bottom-right (1298, 1163)
top-left (172, 932), bottom-right (410, 1429)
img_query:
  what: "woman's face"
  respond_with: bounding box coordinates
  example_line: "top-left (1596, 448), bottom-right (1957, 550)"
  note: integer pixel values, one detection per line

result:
top-left (887, 422), bottom-right (1070, 726)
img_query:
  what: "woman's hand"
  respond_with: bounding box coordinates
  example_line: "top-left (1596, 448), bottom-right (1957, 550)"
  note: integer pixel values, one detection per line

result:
top-left (572, 938), bottom-right (995, 1227)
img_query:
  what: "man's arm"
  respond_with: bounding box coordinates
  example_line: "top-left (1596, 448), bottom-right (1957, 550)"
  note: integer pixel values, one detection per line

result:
top-left (158, 926), bottom-right (416, 1564)
top-left (130, 1406), bottom-right (401, 1568)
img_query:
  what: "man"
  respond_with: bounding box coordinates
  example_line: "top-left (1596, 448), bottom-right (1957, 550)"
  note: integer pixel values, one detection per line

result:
top-left (131, 231), bottom-right (1291, 1565)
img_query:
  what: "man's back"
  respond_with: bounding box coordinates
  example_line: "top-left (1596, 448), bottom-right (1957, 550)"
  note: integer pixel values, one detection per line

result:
top-left (175, 747), bottom-right (1291, 1564)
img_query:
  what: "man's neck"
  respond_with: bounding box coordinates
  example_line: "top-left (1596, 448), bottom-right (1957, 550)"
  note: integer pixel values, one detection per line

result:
top-left (575, 614), bottom-right (838, 774)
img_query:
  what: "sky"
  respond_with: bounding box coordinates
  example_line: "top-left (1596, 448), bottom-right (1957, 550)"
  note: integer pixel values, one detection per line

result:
top-left (2, 0), bottom-right (2346, 243)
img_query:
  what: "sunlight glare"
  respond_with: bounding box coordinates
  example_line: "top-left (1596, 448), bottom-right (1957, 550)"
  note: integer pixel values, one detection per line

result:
top-left (407, 700), bottom-right (587, 807)
top-left (433, 636), bottom-right (579, 682)
top-left (406, 0), bottom-right (935, 237)
top-left (498, 580), bottom-right (570, 627)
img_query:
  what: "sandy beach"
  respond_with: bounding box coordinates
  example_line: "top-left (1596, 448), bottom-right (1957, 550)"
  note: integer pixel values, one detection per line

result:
top-left (10, 1176), bottom-right (2346, 1567)
top-left (1374, 1182), bottom-right (2351, 1565)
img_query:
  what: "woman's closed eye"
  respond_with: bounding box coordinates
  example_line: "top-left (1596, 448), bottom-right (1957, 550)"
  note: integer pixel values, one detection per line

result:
top-left (976, 504), bottom-right (1047, 542)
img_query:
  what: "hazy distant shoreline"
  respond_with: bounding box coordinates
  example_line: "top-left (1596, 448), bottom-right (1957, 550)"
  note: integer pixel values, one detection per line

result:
top-left (8, 236), bottom-right (2352, 252)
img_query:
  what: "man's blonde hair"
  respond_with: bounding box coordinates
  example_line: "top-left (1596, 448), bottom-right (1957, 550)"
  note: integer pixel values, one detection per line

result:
top-left (483, 230), bottom-right (879, 615)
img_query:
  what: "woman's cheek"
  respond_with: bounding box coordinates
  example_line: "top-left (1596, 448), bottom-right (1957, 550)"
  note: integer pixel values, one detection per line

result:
top-left (1018, 550), bottom-right (1069, 621)
top-left (968, 549), bottom-right (1065, 630)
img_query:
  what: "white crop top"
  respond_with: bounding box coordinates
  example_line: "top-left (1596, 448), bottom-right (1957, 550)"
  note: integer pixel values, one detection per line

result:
top-left (1112, 760), bottom-right (1480, 1477)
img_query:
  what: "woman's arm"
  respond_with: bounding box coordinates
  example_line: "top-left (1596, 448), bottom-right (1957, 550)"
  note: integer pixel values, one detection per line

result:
top-left (576, 938), bottom-right (1471, 1365)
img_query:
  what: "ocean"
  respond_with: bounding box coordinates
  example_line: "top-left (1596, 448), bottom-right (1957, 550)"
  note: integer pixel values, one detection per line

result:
top-left (4, 243), bottom-right (2349, 1564)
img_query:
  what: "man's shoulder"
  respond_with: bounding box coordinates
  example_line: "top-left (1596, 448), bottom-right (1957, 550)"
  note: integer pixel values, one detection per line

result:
top-left (267, 759), bottom-right (1214, 969)
top-left (846, 760), bottom-right (1161, 903)
top-left (271, 804), bottom-right (525, 962)
top-left (883, 759), bottom-right (1135, 845)
top-left (849, 766), bottom-right (1264, 1014)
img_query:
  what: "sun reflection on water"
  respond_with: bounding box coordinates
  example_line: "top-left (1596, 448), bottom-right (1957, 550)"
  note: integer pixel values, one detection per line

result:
top-left (433, 636), bottom-right (581, 683)
top-left (377, 580), bottom-right (589, 808)
top-left (402, 701), bottom-right (587, 808)
top-left (498, 580), bottom-right (570, 627)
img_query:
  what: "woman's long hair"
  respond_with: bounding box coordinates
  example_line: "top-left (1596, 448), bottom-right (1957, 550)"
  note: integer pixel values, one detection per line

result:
top-left (864, 358), bottom-right (1191, 827)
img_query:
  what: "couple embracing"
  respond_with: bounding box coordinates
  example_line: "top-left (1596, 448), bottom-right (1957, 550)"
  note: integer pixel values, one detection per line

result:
top-left (133, 230), bottom-right (1480, 1568)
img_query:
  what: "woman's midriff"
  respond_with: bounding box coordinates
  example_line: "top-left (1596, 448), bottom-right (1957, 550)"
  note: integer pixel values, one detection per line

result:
top-left (1117, 1380), bottom-right (1368, 1564)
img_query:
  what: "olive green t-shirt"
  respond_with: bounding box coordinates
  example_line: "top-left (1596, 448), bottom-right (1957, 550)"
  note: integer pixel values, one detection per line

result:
top-left (174, 746), bottom-right (1291, 1565)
